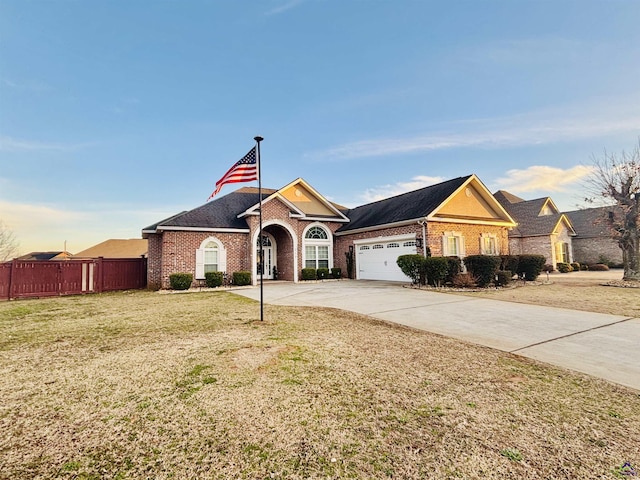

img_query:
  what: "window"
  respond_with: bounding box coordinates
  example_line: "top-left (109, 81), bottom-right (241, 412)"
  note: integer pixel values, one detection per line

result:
top-left (403, 241), bottom-right (417, 247)
top-left (305, 226), bottom-right (328, 239)
top-left (360, 245), bottom-right (370, 251)
top-left (387, 243), bottom-right (400, 248)
top-left (372, 244), bottom-right (383, 249)
top-left (555, 242), bottom-right (570, 263)
top-left (442, 232), bottom-right (464, 257)
top-left (305, 245), bottom-right (329, 268)
top-left (204, 241), bottom-right (218, 273)
top-left (195, 237), bottom-right (226, 279)
top-left (480, 234), bottom-right (498, 255)
top-left (303, 224), bottom-right (332, 269)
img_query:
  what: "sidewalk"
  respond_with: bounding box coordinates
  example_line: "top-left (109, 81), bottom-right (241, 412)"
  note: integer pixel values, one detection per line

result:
top-left (232, 281), bottom-right (640, 391)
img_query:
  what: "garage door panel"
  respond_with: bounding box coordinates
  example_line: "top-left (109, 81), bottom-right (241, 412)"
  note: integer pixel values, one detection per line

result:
top-left (357, 240), bottom-right (416, 281)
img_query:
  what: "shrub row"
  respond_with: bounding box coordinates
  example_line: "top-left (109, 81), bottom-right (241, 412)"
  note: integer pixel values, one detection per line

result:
top-left (168, 271), bottom-right (252, 290)
top-left (301, 267), bottom-right (342, 280)
top-left (396, 254), bottom-right (548, 287)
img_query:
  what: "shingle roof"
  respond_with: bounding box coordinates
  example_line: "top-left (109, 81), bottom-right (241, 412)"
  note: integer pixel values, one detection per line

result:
top-left (494, 191), bottom-right (567, 237)
top-left (337, 176), bottom-right (472, 233)
top-left (16, 251), bottom-right (67, 261)
top-left (73, 239), bottom-right (148, 258)
top-left (144, 188), bottom-right (277, 231)
top-left (565, 205), bottom-right (621, 238)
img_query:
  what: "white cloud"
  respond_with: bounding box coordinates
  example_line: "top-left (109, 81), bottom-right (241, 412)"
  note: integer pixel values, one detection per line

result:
top-left (359, 175), bottom-right (445, 203)
top-left (493, 165), bottom-right (595, 193)
top-left (0, 135), bottom-right (94, 152)
top-left (307, 101), bottom-right (640, 161)
top-left (265, 0), bottom-right (305, 15)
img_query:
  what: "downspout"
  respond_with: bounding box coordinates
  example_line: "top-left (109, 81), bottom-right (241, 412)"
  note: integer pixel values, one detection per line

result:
top-left (417, 219), bottom-right (427, 257)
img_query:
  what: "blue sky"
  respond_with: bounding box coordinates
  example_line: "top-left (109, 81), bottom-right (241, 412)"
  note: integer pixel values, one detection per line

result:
top-left (1, 0), bottom-right (639, 255)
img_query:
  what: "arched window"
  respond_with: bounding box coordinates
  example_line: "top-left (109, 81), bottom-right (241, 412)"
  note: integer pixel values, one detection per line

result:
top-left (303, 225), bottom-right (331, 269)
top-left (195, 237), bottom-right (226, 279)
top-left (305, 226), bottom-right (328, 240)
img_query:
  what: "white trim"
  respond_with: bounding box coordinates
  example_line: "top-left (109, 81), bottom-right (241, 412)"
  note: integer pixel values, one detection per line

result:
top-left (195, 236), bottom-right (227, 280)
top-left (298, 216), bottom-right (350, 223)
top-left (156, 226), bottom-right (250, 233)
top-left (353, 233), bottom-right (416, 245)
top-left (335, 218), bottom-right (423, 236)
top-left (480, 233), bottom-right (499, 255)
top-left (425, 215), bottom-right (516, 227)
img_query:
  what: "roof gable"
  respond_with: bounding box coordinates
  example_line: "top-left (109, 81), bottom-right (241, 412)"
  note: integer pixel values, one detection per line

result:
top-left (495, 191), bottom-right (575, 237)
top-left (338, 175), bottom-right (515, 234)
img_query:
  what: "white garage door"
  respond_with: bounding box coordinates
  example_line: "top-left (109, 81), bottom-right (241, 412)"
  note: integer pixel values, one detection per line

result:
top-left (357, 239), bottom-right (417, 281)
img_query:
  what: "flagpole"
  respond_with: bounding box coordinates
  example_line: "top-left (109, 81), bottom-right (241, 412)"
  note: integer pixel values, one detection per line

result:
top-left (254, 136), bottom-right (264, 322)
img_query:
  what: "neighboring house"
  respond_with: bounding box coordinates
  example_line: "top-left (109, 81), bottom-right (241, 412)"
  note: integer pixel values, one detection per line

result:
top-left (565, 206), bottom-right (623, 266)
top-left (15, 251), bottom-right (72, 261)
top-left (73, 239), bottom-right (148, 259)
top-left (143, 175), bottom-right (516, 289)
top-left (494, 190), bottom-right (576, 267)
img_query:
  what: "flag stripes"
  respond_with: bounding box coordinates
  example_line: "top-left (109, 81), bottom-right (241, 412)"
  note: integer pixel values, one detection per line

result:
top-left (208, 146), bottom-right (258, 200)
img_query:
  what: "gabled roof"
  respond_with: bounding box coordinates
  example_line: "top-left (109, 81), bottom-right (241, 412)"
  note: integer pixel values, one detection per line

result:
top-left (565, 205), bottom-right (621, 239)
top-left (143, 187), bottom-right (274, 234)
top-left (494, 190), bottom-right (574, 237)
top-left (337, 175), bottom-right (515, 234)
top-left (73, 239), bottom-right (148, 258)
top-left (238, 179), bottom-right (349, 222)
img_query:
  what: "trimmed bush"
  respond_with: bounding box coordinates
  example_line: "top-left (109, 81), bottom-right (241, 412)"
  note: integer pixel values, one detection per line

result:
top-left (589, 263), bottom-right (610, 271)
top-left (205, 271), bottom-right (224, 288)
top-left (516, 255), bottom-right (546, 281)
top-left (500, 255), bottom-right (519, 274)
top-left (571, 262), bottom-right (580, 271)
top-left (397, 254), bottom-right (425, 285)
top-left (464, 255), bottom-right (501, 287)
top-left (232, 271), bottom-right (251, 286)
top-left (169, 273), bottom-right (193, 290)
top-left (495, 270), bottom-right (511, 287)
top-left (331, 267), bottom-right (342, 279)
top-left (302, 268), bottom-right (317, 280)
top-left (556, 262), bottom-right (573, 273)
top-left (444, 256), bottom-right (462, 285)
top-left (423, 256), bottom-right (449, 287)
top-left (317, 268), bottom-right (330, 280)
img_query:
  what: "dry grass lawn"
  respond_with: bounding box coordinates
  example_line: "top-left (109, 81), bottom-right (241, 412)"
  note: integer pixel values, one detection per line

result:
top-left (0, 289), bottom-right (639, 479)
top-left (450, 270), bottom-right (640, 318)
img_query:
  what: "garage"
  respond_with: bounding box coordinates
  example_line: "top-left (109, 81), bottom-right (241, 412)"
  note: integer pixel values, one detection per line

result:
top-left (356, 237), bottom-right (417, 281)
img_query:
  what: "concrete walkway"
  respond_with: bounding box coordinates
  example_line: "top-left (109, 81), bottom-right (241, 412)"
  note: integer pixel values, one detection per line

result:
top-left (232, 280), bottom-right (640, 391)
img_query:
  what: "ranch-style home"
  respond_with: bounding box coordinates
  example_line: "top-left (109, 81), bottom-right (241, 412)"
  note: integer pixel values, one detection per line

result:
top-left (493, 190), bottom-right (576, 268)
top-left (142, 175), bottom-right (517, 289)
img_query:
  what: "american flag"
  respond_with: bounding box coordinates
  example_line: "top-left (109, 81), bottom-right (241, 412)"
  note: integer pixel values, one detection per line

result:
top-left (208, 146), bottom-right (258, 200)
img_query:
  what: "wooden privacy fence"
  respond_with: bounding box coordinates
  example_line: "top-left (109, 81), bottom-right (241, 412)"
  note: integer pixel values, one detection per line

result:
top-left (0, 257), bottom-right (147, 300)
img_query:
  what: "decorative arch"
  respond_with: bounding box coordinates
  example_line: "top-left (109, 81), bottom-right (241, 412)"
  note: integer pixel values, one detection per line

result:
top-left (252, 220), bottom-right (298, 284)
top-left (195, 236), bottom-right (227, 279)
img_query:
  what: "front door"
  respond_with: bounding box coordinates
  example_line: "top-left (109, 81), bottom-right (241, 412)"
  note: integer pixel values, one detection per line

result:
top-left (257, 235), bottom-right (275, 280)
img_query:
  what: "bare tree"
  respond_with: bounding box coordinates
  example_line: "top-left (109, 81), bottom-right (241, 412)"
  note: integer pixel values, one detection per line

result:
top-left (585, 140), bottom-right (640, 281)
top-left (0, 220), bottom-right (20, 262)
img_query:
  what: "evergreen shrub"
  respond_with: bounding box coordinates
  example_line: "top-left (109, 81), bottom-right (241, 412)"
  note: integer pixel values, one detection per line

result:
top-left (233, 271), bottom-right (251, 286)
top-left (464, 255), bottom-right (501, 287)
top-left (169, 273), bottom-right (193, 290)
top-left (205, 271), bottom-right (223, 288)
top-left (302, 268), bottom-right (317, 280)
top-left (516, 255), bottom-right (546, 281)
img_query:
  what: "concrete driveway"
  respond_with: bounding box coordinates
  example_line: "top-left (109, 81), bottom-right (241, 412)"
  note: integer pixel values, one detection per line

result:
top-left (233, 280), bottom-right (640, 391)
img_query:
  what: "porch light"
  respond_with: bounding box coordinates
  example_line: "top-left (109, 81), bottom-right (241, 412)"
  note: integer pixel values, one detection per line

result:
top-left (416, 238), bottom-right (423, 248)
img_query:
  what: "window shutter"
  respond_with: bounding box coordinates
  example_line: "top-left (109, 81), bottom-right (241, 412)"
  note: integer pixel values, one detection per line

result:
top-left (195, 248), bottom-right (205, 279)
top-left (442, 235), bottom-right (448, 256)
top-left (219, 246), bottom-right (227, 273)
top-left (459, 236), bottom-right (466, 257)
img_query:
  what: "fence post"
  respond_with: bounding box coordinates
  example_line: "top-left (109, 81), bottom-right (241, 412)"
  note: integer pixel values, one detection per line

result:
top-left (97, 257), bottom-right (104, 293)
top-left (8, 260), bottom-right (16, 300)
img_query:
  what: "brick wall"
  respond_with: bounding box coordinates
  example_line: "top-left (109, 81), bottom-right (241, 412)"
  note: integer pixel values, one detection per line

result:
top-left (572, 237), bottom-right (622, 265)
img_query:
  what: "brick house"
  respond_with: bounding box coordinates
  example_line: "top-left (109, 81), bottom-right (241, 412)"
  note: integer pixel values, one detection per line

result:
top-left (494, 190), bottom-right (576, 267)
top-left (565, 206), bottom-right (624, 266)
top-left (143, 175), bottom-right (516, 289)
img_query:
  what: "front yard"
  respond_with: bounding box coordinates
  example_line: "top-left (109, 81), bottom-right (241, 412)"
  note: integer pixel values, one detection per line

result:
top-left (0, 290), bottom-right (638, 479)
